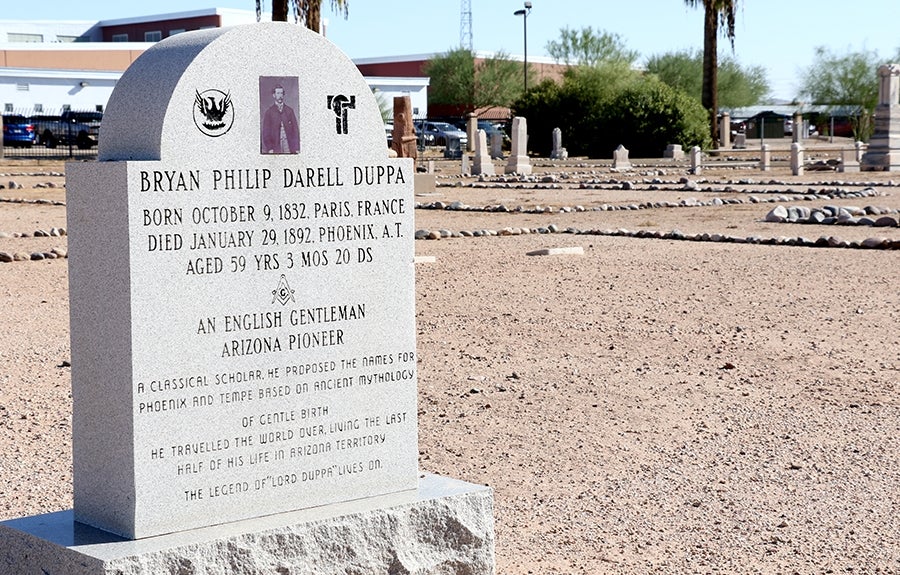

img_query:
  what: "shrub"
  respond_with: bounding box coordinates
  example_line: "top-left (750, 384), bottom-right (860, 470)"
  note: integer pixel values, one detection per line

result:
top-left (512, 67), bottom-right (711, 158)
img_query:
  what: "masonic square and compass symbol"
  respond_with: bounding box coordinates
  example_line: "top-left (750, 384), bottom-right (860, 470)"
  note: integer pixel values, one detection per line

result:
top-left (272, 274), bottom-right (296, 305)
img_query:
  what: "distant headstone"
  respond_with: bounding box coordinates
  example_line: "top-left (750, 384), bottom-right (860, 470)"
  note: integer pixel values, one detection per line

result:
top-left (840, 147), bottom-right (860, 172)
top-left (734, 133), bottom-right (747, 149)
top-left (504, 116), bottom-right (532, 175)
top-left (720, 112), bottom-right (731, 149)
top-left (391, 95), bottom-right (417, 159)
top-left (0, 22), bottom-right (494, 575)
top-left (663, 144), bottom-right (684, 161)
top-left (466, 113), bottom-right (477, 152)
top-left (759, 143), bottom-right (771, 171)
top-left (461, 151), bottom-right (471, 175)
top-left (793, 112), bottom-right (803, 142)
top-left (490, 131), bottom-right (503, 159)
top-left (855, 140), bottom-right (866, 162)
top-left (862, 64), bottom-right (900, 170)
top-left (612, 144), bottom-right (631, 171)
top-left (550, 127), bottom-right (567, 160)
top-left (689, 146), bottom-right (701, 175)
top-left (472, 129), bottom-right (495, 176)
top-left (791, 142), bottom-right (804, 175)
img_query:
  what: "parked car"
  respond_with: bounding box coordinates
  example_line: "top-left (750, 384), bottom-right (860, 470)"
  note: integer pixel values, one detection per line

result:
top-left (32, 110), bottom-right (102, 149)
top-left (411, 122), bottom-right (434, 146)
top-left (477, 120), bottom-right (508, 145)
top-left (2, 115), bottom-right (36, 148)
top-left (416, 121), bottom-right (467, 147)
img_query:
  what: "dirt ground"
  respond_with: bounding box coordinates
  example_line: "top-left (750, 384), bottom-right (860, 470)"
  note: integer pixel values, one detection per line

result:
top-left (1, 146), bottom-right (898, 573)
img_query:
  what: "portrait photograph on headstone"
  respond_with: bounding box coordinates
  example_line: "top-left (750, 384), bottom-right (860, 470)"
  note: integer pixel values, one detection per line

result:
top-left (259, 76), bottom-right (301, 155)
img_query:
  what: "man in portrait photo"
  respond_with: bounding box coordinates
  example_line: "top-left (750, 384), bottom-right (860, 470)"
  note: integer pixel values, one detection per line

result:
top-left (260, 78), bottom-right (300, 154)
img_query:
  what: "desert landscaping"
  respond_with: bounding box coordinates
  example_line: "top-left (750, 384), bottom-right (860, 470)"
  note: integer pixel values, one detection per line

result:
top-left (1, 141), bottom-right (898, 572)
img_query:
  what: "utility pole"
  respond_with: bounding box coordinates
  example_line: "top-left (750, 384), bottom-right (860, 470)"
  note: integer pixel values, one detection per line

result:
top-left (460, 0), bottom-right (473, 51)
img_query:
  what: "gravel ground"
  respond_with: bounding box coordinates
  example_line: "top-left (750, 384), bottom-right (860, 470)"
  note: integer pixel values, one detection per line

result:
top-left (1, 151), bottom-right (898, 573)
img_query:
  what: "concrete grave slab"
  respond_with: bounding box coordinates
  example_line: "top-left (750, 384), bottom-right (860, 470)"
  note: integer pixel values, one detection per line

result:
top-left (526, 246), bottom-right (585, 256)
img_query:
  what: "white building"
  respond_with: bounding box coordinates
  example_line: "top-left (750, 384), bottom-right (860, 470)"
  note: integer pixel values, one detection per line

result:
top-left (0, 9), bottom-right (429, 119)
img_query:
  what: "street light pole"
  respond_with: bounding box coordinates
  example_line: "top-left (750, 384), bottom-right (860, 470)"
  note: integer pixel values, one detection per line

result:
top-left (513, 2), bottom-right (532, 93)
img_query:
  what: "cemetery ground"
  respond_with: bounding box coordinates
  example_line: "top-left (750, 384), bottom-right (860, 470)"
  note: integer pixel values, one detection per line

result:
top-left (1, 140), bottom-right (898, 573)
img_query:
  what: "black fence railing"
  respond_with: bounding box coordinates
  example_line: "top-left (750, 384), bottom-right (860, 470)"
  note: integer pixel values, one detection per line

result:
top-left (2, 108), bottom-right (101, 160)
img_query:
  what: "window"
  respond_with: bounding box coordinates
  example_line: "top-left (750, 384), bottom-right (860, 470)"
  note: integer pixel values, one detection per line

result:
top-left (7, 32), bottom-right (43, 43)
top-left (111, 33), bottom-right (128, 42)
top-left (169, 29), bottom-right (186, 36)
top-left (16, 83), bottom-right (29, 92)
top-left (95, 105), bottom-right (104, 112)
top-left (56, 35), bottom-right (77, 43)
top-left (34, 104), bottom-right (43, 113)
top-left (4, 104), bottom-right (13, 113)
top-left (144, 31), bottom-right (162, 42)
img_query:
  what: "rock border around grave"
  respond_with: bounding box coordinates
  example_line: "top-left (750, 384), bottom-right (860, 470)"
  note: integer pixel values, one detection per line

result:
top-left (413, 224), bottom-right (899, 250)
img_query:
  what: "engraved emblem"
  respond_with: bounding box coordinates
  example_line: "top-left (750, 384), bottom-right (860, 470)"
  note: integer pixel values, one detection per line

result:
top-left (272, 274), bottom-right (296, 306)
top-left (193, 89), bottom-right (234, 137)
top-left (327, 94), bottom-right (356, 134)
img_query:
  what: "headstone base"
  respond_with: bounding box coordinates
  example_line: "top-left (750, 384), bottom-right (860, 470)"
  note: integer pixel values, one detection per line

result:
top-left (504, 156), bottom-right (532, 175)
top-left (0, 474), bottom-right (494, 575)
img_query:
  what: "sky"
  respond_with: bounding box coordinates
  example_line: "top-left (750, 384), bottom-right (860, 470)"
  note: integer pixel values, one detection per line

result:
top-left (6, 1), bottom-right (900, 102)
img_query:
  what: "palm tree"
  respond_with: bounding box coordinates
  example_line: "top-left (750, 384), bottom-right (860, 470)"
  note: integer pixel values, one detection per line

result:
top-left (684, 0), bottom-right (737, 147)
top-left (256, 0), bottom-right (349, 33)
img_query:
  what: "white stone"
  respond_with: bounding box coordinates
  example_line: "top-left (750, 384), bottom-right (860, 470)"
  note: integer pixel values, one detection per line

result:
top-left (472, 129), bottom-right (495, 176)
top-left (663, 144), bottom-right (684, 160)
top-left (526, 246), bottom-right (585, 256)
top-left (759, 143), bottom-right (771, 172)
top-left (612, 145), bottom-right (631, 171)
top-left (504, 116), bottom-right (532, 175)
top-left (689, 146), bottom-right (701, 175)
top-left (791, 142), bottom-right (804, 175)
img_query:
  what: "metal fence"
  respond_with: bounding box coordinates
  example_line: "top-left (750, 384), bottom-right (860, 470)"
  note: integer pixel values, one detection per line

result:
top-left (2, 107), bottom-right (100, 160)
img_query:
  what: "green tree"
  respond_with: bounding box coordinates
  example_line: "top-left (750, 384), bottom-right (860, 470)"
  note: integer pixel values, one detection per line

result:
top-left (473, 53), bottom-right (527, 113)
top-left (256, 0), bottom-right (348, 32)
top-left (799, 46), bottom-right (882, 141)
top-left (684, 0), bottom-right (738, 147)
top-left (425, 48), bottom-right (529, 113)
top-left (424, 49), bottom-right (476, 109)
top-left (646, 49), bottom-right (769, 108)
top-left (546, 26), bottom-right (639, 67)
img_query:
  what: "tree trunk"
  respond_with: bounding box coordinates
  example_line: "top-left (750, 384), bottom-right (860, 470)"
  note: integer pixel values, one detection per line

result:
top-left (272, 0), bottom-right (288, 22)
top-left (306, 1), bottom-right (322, 33)
top-left (702, 3), bottom-right (719, 147)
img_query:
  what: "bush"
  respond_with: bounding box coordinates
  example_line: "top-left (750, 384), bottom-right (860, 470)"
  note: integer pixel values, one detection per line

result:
top-left (597, 78), bottom-right (711, 158)
top-left (512, 66), bottom-right (711, 158)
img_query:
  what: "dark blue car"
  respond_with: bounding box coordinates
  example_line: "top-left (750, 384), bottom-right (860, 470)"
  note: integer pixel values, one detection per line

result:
top-left (3, 115), bottom-right (36, 148)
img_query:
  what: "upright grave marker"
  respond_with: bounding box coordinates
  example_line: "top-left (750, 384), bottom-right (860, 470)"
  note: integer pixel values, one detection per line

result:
top-left (1, 22), bottom-right (494, 574)
top-left (68, 22), bottom-right (420, 540)
top-left (862, 63), bottom-right (900, 171)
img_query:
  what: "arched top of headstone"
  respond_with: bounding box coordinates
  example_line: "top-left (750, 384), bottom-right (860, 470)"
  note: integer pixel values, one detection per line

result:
top-left (99, 22), bottom-right (385, 162)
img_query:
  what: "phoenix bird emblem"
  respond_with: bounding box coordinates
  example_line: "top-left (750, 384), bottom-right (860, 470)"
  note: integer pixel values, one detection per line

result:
top-left (195, 89), bottom-right (232, 131)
